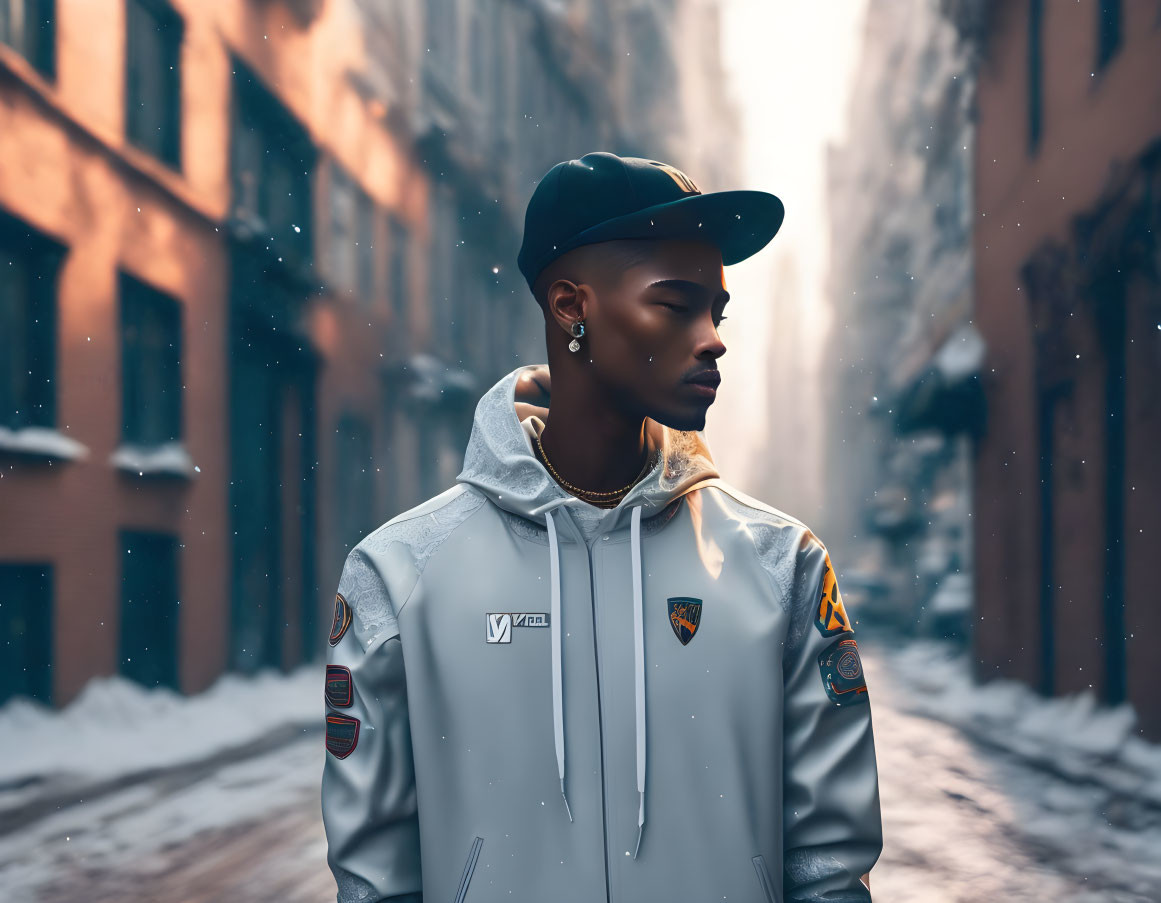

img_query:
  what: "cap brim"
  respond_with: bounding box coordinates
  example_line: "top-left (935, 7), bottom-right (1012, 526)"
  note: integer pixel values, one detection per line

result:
top-left (556, 189), bottom-right (785, 267)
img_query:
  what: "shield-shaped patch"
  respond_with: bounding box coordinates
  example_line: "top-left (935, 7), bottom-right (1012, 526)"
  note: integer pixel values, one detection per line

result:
top-left (667, 596), bottom-right (703, 645)
top-left (325, 665), bottom-right (353, 708)
top-left (329, 592), bottom-right (352, 646)
top-left (325, 713), bottom-right (360, 758)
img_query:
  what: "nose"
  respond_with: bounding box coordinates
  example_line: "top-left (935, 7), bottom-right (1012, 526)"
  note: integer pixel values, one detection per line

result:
top-left (694, 314), bottom-right (727, 356)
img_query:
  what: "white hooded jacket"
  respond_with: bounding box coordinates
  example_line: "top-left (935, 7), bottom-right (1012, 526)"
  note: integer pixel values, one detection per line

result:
top-left (321, 363), bottom-right (883, 903)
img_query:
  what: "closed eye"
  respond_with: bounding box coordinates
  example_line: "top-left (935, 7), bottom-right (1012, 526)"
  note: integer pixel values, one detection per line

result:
top-left (658, 301), bottom-right (727, 324)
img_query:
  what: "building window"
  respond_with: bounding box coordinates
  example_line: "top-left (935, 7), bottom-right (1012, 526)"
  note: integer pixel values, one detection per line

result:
top-left (489, 2), bottom-right (509, 153)
top-left (468, 0), bottom-right (489, 104)
top-left (355, 187), bottom-right (376, 307)
top-left (119, 530), bottom-right (179, 690)
top-left (428, 185), bottom-right (459, 352)
top-left (0, 0), bottom-right (55, 80)
top-left (418, 420), bottom-right (437, 502)
top-left (0, 211), bottom-right (63, 430)
top-left (229, 58), bottom-right (314, 269)
top-left (1027, 0), bottom-right (1043, 154)
top-left (423, 0), bottom-right (457, 89)
top-left (125, 0), bottom-right (182, 169)
top-left (450, 226), bottom-right (475, 364)
top-left (0, 563), bottom-right (53, 705)
top-left (335, 413), bottom-right (374, 553)
top-left (119, 272), bottom-right (182, 446)
top-left (326, 162), bottom-right (378, 306)
top-left (388, 213), bottom-right (410, 329)
top-left (328, 163), bottom-right (356, 295)
top-left (1096, 0), bottom-right (1121, 70)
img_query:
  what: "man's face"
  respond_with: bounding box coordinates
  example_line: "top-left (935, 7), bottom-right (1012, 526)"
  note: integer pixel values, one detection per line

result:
top-left (585, 238), bottom-right (728, 432)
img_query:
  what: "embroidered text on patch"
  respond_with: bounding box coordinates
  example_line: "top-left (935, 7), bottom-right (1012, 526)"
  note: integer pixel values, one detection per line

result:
top-left (326, 713), bottom-right (361, 758)
top-left (486, 612), bottom-right (550, 643)
top-left (329, 592), bottom-right (352, 646)
top-left (325, 665), bottom-right (353, 708)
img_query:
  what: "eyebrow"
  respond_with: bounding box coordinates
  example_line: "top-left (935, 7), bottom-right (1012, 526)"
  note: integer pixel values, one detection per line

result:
top-left (647, 279), bottom-right (730, 304)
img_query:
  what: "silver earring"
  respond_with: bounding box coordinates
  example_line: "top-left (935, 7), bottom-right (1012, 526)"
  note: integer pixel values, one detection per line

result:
top-left (568, 320), bottom-right (585, 353)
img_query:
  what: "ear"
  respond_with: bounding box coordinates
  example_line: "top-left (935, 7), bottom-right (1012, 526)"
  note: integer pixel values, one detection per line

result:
top-left (546, 278), bottom-right (586, 331)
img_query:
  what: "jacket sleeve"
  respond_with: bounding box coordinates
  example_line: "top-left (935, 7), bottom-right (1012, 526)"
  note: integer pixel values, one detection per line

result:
top-left (781, 532), bottom-right (883, 902)
top-left (321, 546), bottom-right (423, 903)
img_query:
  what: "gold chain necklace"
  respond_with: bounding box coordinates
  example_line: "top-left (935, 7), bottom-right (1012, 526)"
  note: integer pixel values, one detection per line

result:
top-left (534, 430), bottom-right (657, 505)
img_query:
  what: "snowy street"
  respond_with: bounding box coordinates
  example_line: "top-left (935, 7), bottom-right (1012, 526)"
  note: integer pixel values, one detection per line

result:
top-left (868, 636), bottom-right (1161, 903)
top-left (0, 735), bottom-right (333, 902)
top-left (2, 638), bottom-right (1160, 902)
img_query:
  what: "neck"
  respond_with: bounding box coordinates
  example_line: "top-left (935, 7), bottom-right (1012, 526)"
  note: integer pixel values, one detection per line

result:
top-left (536, 377), bottom-right (653, 496)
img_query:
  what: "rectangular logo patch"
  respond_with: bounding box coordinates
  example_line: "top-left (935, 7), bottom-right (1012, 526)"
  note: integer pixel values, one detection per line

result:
top-left (486, 612), bottom-right (549, 643)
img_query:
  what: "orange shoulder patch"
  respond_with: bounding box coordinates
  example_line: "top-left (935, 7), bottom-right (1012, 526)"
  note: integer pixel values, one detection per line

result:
top-left (814, 553), bottom-right (853, 637)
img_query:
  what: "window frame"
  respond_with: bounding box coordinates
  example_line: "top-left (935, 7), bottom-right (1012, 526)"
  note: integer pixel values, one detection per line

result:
top-left (0, 0), bottom-right (57, 81)
top-left (119, 529), bottom-right (180, 691)
top-left (1095, 0), bottom-right (1122, 71)
top-left (118, 270), bottom-right (184, 447)
top-left (0, 210), bottom-right (64, 431)
top-left (124, 0), bottom-right (184, 170)
top-left (1027, 0), bottom-right (1043, 155)
top-left (0, 562), bottom-right (54, 705)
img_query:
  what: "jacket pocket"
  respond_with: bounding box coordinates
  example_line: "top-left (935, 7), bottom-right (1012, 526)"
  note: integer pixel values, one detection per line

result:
top-left (454, 835), bottom-right (484, 903)
top-left (752, 853), bottom-right (777, 903)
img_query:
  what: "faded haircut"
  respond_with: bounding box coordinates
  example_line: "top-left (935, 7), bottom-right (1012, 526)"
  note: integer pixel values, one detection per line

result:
top-left (531, 238), bottom-right (658, 315)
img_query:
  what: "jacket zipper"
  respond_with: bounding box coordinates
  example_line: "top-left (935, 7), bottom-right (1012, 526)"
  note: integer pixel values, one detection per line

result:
top-left (455, 836), bottom-right (484, 903)
top-left (586, 535), bottom-right (614, 903)
top-left (752, 853), bottom-right (777, 903)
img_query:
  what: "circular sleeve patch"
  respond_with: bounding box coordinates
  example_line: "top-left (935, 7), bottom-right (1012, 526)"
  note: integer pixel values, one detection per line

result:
top-left (325, 665), bottom-right (353, 708)
top-left (329, 592), bottom-right (352, 646)
top-left (325, 712), bottom-right (360, 758)
top-left (816, 636), bottom-right (868, 706)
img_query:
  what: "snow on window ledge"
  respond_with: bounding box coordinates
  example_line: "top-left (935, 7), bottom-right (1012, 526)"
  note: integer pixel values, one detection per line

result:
top-left (109, 441), bottom-right (197, 479)
top-left (0, 426), bottom-right (90, 461)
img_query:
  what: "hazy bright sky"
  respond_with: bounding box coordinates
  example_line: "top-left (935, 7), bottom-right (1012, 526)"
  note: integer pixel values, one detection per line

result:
top-left (708, 0), bottom-right (869, 490)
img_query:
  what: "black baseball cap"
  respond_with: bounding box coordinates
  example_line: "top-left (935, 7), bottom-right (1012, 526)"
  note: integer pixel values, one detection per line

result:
top-left (517, 151), bottom-right (785, 293)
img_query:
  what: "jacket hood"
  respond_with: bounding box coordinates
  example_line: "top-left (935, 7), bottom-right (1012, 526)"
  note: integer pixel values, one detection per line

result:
top-left (455, 362), bottom-right (721, 858)
top-left (456, 363), bottom-right (721, 534)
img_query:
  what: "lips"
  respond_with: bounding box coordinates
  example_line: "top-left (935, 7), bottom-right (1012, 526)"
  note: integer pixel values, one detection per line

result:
top-left (685, 370), bottom-right (721, 388)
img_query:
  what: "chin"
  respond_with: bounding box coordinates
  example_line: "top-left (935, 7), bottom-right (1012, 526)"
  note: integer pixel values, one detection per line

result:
top-left (651, 405), bottom-right (709, 433)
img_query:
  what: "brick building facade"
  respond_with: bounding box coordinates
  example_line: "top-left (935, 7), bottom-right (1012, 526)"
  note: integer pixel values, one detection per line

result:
top-left (972, 0), bottom-right (1161, 738)
top-left (0, 0), bottom-right (738, 707)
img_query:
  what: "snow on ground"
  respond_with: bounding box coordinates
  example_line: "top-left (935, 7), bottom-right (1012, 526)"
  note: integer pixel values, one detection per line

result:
top-left (4, 640), bottom-right (1161, 901)
top-left (883, 637), bottom-right (1161, 808)
top-left (0, 663), bottom-right (333, 902)
top-left (0, 734), bottom-right (331, 902)
top-left (867, 635), bottom-right (1161, 902)
top-left (0, 663), bottom-right (324, 801)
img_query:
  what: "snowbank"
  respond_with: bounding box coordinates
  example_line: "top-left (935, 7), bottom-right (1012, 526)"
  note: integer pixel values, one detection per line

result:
top-left (886, 639), bottom-right (1161, 807)
top-left (0, 663), bottom-right (324, 790)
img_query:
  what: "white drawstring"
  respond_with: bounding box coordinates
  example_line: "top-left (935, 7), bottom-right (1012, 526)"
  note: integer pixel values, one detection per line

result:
top-left (545, 505), bottom-right (573, 822)
top-left (531, 494), bottom-right (588, 824)
top-left (630, 503), bottom-right (646, 859)
top-left (529, 496), bottom-right (648, 859)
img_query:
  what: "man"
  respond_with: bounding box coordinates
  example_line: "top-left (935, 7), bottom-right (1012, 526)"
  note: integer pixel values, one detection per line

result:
top-left (321, 151), bottom-right (883, 902)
